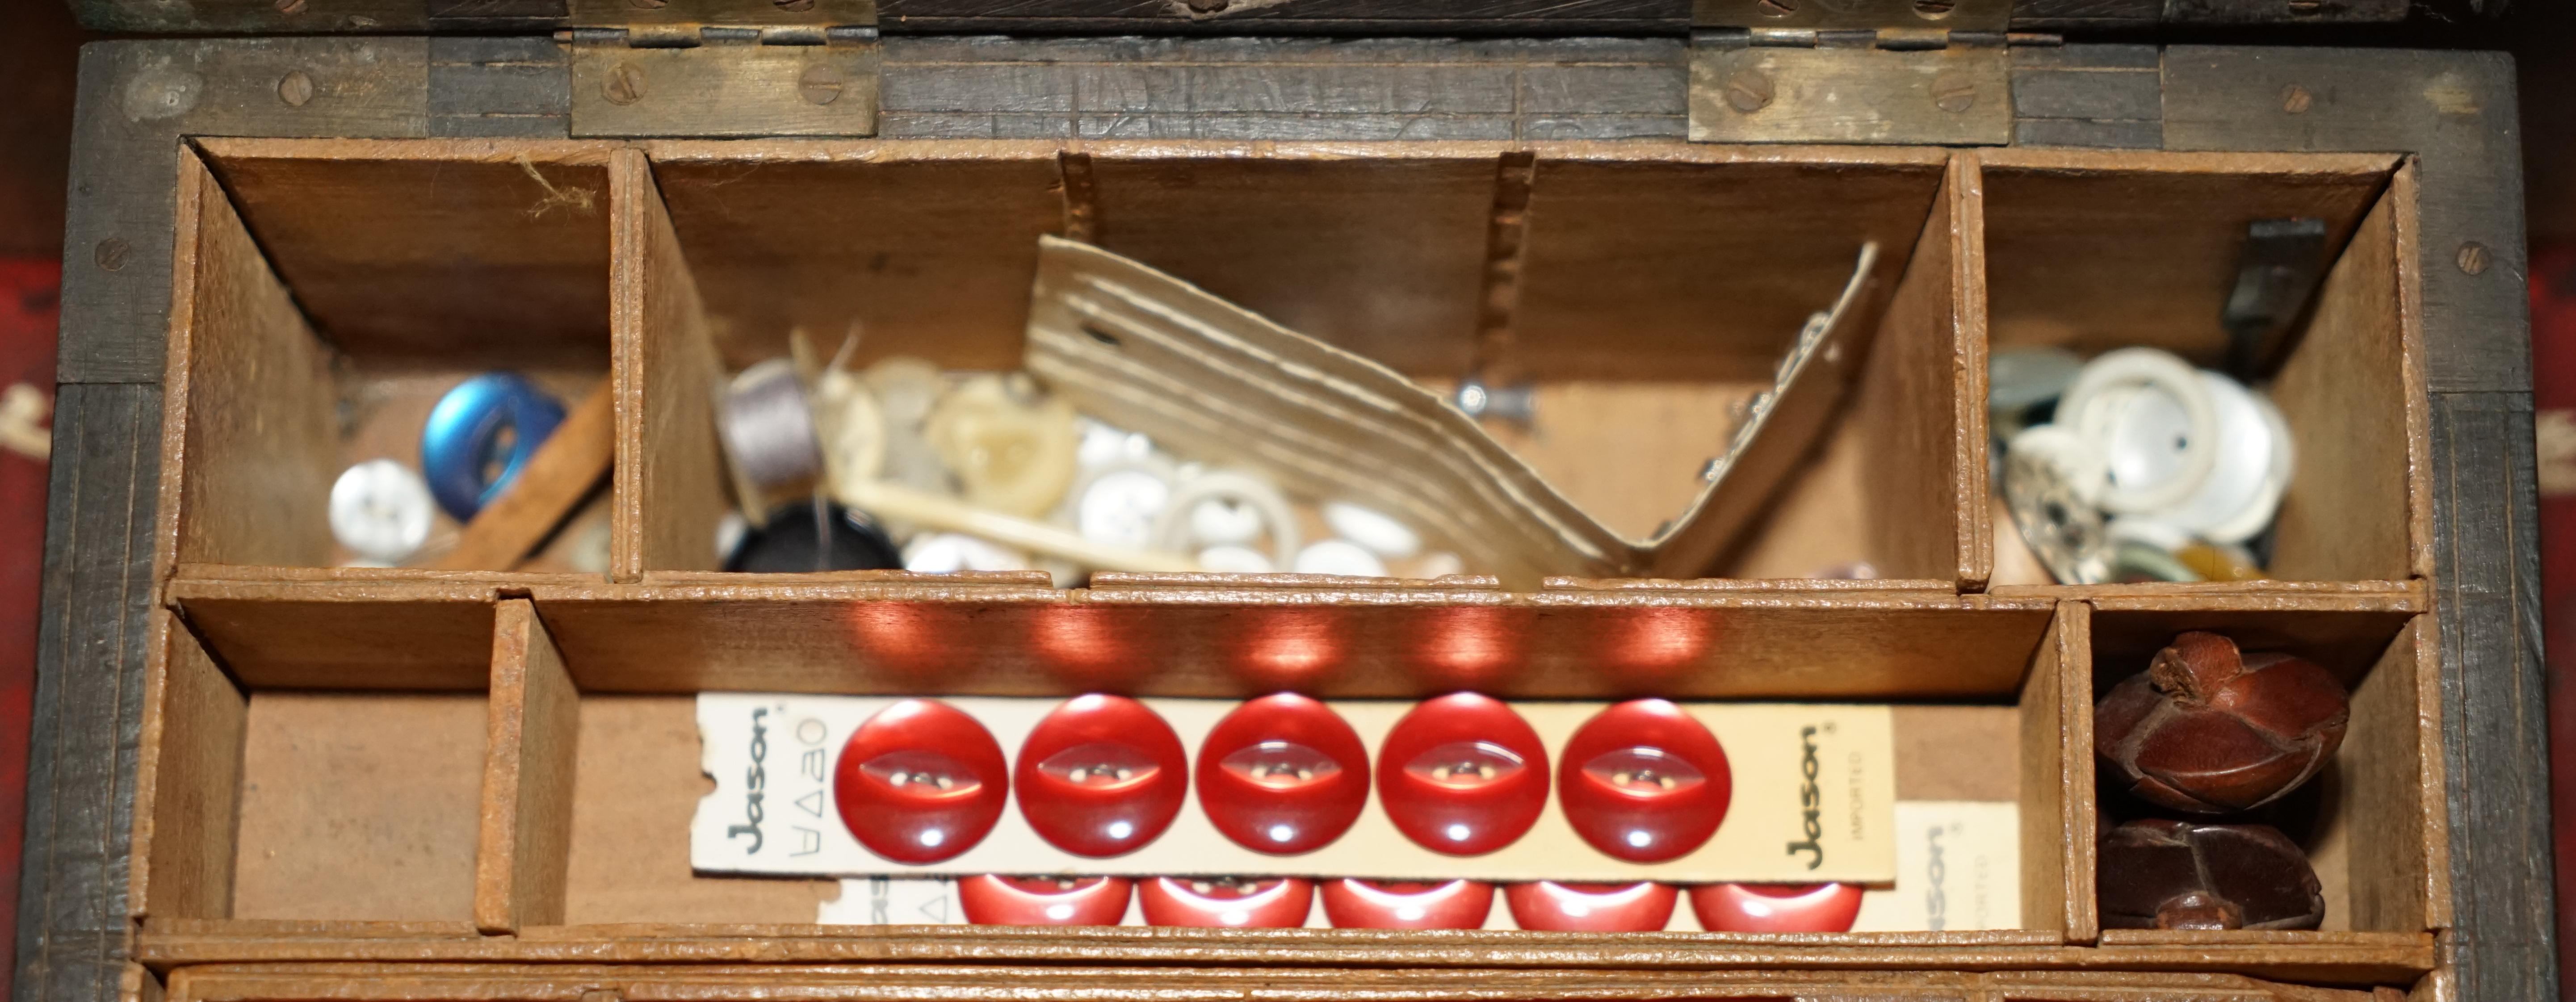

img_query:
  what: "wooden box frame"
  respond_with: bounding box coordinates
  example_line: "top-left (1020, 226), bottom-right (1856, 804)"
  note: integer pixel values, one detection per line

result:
top-left (29, 29), bottom-right (2543, 1002)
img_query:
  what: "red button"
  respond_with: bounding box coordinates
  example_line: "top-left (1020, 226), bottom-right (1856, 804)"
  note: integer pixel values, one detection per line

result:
top-left (1015, 695), bottom-right (1189, 857)
top-left (1504, 881), bottom-right (1678, 932)
top-left (1320, 879), bottom-right (1495, 930)
top-left (1558, 699), bottom-right (1731, 862)
top-left (833, 699), bottom-right (1009, 864)
top-left (1137, 877), bottom-right (1313, 928)
top-left (1688, 882), bottom-right (1864, 933)
top-left (1197, 693), bottom-right (1370, 855)
top-left (958, 875), bottom-right (1133, 926)
top-left (1375, 693), bottom-right (1549, 855)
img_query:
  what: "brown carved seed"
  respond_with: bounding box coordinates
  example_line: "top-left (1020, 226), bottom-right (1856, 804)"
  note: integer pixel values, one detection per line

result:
top-left (2099, 819), bottom-right (2323, 931)
top-left (2095, 631), bottom-right (2349, 813)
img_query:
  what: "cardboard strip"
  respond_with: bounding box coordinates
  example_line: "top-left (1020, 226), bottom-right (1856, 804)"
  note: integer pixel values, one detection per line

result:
top-left (692, 694), bottom-right (1895, 884)
top-left (808, 800), bottom-right (2018, 932)
top-left (1024, 237), bottom-right (1879, 583)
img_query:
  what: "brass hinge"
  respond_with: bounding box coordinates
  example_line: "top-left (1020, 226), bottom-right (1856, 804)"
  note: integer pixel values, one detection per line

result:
top-left (1687, 0), bottom-right (2052, 145)
top-left (567, 21), bottom-right (881, 138)
top-left (1692, 0), bottom-right (2011, 34)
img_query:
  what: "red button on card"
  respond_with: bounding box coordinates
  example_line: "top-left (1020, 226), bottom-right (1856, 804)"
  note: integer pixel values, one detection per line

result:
top-left (1688, 882), bottom-right (1864, 933)
top-left (1503, 880), bottom-right (1678, 932)
top-left (1137, 877), bottom-right (1313, 928)
top-left (1376, 693), bottom-right (1549, 856)
top-left (958, 875), bottom-right (1133, 926)
top-left (1321, 879), bottom-right (1495, 930)
top-left (833, 699), bottom-right (1009, 864)
top-left (1558, 699), bottom-right (1731, 863)
top-left (1016, 695), bottom-right (1189, 857)
top-left (1197, 693), bottom-right (1370, 855)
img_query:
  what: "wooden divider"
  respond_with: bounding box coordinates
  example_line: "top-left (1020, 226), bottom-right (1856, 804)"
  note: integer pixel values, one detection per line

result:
top-left (476, 600), bottom-right (580, 933)
top-left (130, 609), bottom-right (247, 922)
top-left (1845, 151), bottom-right (1991, 589)
top-left (2020, 600), bottom-right (2091, 942)
top-left (612, 148), bottom-right (729, 580)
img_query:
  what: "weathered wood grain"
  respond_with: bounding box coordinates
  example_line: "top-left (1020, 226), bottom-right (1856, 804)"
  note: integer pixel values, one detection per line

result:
top-left (2161, 47), bottom-right (2530, 395)
top-left (17, 384), bottom-right (160, 1002)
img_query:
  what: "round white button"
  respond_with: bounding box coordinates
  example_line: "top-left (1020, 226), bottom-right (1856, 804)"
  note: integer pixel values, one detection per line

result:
top-left (1189, 496), bottom-right (1267, 547)
top-left (2060, 348), bottom-right (2217, 516)
top-left (1293, 539), bottom-right (1388, 577)
top-left (1196, 545), bottom-right (1275, 573)
top-left (330, 459), bottom-right (436, 566)
top-left (1074, 463), bottom-right (1176, 550)
top-left (904, 532), bottom-right (1032, 573)
top-left (1321, 501), bottom-right (1421, 558)
top-left (1155, 470), bottom-right (1301, 571)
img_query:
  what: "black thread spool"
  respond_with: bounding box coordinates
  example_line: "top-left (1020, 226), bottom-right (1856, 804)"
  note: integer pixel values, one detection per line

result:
top-left (724, 498), bottom-right (903, 573)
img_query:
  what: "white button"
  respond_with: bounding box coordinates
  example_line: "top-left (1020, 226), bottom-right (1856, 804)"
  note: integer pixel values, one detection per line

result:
top-left (329, 459), bottom-right (436, 566)
top-left (1321, 501), bottom-right (1420, 558)
top-left (924, 374), bottom-right (1081, 518)
top-left (1196, 545), bottom-right (1274, 573)
top-left (1188, 496), bottom-right (1267, 546)
top-left (2059, 348), bottom-right (2217, 516)
top-left (2056, 348), bottom-right (2291, 544)
top-left (1074, 463), bottom-right (1176, 550)
top-left (1154, 470), bottom-right (1301, 570)
top-left (1293, 539), bottom-right (1388, 577)
top-left (1076, 418), bottom-right (1156, 470)
top-left (1414, 551), bottom-right (1465, 578)
top-left (2157, 371), bottom-right (2292, 544)
top-left (903, 532), bottom-right (1032, 573)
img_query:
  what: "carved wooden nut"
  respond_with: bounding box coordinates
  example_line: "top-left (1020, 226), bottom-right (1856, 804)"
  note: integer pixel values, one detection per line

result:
top-left (2099, 818), bottom-right (2324, 931)
top-left (2095, 631), bottom-right (2349, 813)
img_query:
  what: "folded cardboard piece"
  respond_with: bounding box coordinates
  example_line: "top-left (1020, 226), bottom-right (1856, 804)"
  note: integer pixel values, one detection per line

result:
top-left (692, 694), bottom-right (1896, 884)
top-left (1023, 236), bottom-right (1882, 584)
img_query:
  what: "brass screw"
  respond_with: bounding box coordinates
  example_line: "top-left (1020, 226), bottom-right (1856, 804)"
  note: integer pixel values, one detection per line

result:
top-left (1724, 70), bottom-right (1775, 113)
top-left (1914, 0), bottom-right (1955, 17)
top-left (774, 0), bottom-right (816, 9)
top-left (627, 0), bottom-right (668, 7)
top-left (798, 64), bottom-right (845, 106)
top-left (1186, 0), bottom-right (1230, 10)
top-left (1932, 74), bottom-right (1976, 113)
top-left (274, 0), bottom-right (306, 12)
top-left (2458, 242), bottom-right (2492, 276)
top-left (2281, 84), bottom-right (2313, 114)
top-left (277, 71), bottom-right (314, 107)
top-left (603, 62), bottom-right (646, 105)
top-left (94, 238), bottom-right (130, 272)
top-left (1755, 0), bottom-right (1796, 16)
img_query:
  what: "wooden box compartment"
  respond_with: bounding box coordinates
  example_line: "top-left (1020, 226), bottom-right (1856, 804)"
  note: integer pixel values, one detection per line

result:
top-left (146, 581), bottom-right (2082, 939)
top-left (130, 135), bottom-right (2443, 989)
top-left (162, 142), bottom-right (617, 575)
top-left (626, 141), bottom-right (1983, 584)
top-left (1979, 151), bottom-right (2426, 587)
top-left (2075, 595), bottom-right (2445, 948)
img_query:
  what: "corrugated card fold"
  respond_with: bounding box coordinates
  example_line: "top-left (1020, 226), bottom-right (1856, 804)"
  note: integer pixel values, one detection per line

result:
top-left (1024, 235), bottom-right (1882, 583)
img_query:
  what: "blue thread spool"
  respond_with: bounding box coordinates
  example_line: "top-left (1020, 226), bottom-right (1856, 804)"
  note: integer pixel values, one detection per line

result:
top-left (420, 373), bottom-right (566, 522)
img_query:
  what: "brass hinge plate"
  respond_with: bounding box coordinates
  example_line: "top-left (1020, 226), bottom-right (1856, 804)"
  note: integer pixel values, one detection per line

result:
top-left (1687, 34), bottom-right (2011, 145)
top-left (569, 28), bottom-right (880, 138)
top-left (1691, 0), bottom-right (2010, 33)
